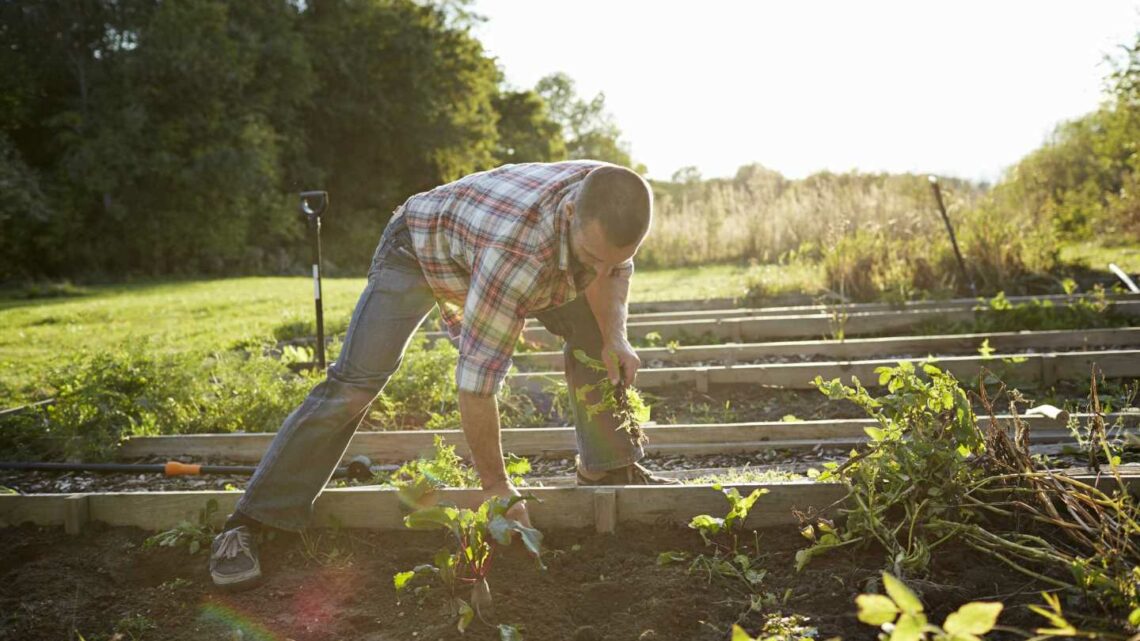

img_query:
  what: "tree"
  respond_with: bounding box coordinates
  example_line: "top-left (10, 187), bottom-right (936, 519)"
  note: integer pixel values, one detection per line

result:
top-left (301, 0), bottom-right (501, 269)
top-left (491, 89), bottom-right (566, 164)
top-left (535, 72), bottom-right (638, 169)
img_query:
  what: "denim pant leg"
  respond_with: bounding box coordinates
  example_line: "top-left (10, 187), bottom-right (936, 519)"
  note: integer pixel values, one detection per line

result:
top-left (236, 216), bottom-right (436, 531)
top-left (534, 296), bottom-right (645, 473)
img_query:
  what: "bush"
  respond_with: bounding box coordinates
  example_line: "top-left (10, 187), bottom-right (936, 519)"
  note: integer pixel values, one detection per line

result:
top-left (0, 343), bottom-right (314, 461)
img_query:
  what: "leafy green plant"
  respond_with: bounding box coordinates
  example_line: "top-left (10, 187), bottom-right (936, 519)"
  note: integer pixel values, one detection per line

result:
top-left (143, 498), bottom-right (219, 555)
top-left (571, 349), bottom-right (651, 445)
top-left (377, 436), bottom-right (531, 502)
top-left (731, 613), bottom-right (821, 641)
top-left (114, 614), bottom-right (159, 641)
top-left (967, 286), bottom-right (1123, 333)
top-left (799, 361), bottom-right (980, 575)
top-left (798, 362), bottom-right (1140, 624)
top-left (660, 484), bottom-right (770, 598)
top-left (856, 571), bottom-right (1002, 641)
top-left (0, 342), bottom-right (316, 461)
top-left (689, 484), bottom-right (768, 546)
top-left (395, 495), bottom-right (542, 635)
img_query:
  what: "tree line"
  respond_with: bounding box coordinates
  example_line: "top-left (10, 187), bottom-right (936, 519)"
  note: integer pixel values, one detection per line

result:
top-left (0, 0), bottom-right (635, 281)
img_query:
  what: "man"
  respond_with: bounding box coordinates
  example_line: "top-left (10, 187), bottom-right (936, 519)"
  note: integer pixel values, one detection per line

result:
top-left (209, 160), bottom-right (676, 590)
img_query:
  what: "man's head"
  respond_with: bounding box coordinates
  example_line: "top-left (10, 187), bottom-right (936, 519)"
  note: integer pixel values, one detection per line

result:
top-left (566, 165), bottom-right (653, 277)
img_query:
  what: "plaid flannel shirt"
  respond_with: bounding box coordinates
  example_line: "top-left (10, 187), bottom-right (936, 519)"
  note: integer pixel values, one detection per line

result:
top-left (401, 161), bottom-right (635, 396)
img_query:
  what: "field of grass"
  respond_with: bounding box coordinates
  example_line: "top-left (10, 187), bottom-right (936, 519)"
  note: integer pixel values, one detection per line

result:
top-left (0, 242), bottom-right (1131, 401)
top-left (0, 277), bottom-right (367, 398)
top-left (0, 263), bottom-right (822, 398)
top-left (1060, 240), bottom-right (1140, 276)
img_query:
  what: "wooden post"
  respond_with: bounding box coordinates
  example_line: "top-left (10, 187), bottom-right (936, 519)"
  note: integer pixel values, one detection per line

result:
top-left (64, 494), bottom-right (89, 536)
top-left (695, 367), bottom-right (710, 394)
top-left (1040, 354), bottom-right (1058, 388)
top-left (594, 489), bottom-right (616, 534)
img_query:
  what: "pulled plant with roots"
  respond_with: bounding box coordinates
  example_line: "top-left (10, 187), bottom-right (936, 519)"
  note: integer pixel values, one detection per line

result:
top-left (571, 349), bottom-right (650, 445)
top-left (797, 362), bottom-right (1140, 625)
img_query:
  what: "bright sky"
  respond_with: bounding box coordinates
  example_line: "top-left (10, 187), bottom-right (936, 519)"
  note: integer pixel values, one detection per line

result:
top-left (472, 0), bottom-right (1140, 183)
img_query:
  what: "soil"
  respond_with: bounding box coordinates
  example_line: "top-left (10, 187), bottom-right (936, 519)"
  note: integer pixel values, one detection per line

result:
top-left (0, 521), bottom-right (1085, 641)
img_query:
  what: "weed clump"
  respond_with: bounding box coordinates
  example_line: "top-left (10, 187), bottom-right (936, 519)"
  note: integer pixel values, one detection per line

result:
top-left (571, 349), bottom-right (651, 446)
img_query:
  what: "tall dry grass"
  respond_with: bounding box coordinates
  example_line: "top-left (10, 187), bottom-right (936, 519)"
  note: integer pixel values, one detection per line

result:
top-left (642, 166), bottom-right (1059, 301)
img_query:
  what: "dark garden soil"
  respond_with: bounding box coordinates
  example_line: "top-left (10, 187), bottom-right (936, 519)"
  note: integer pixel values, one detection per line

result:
top-left (0, 521), bottom-right (1081, 641)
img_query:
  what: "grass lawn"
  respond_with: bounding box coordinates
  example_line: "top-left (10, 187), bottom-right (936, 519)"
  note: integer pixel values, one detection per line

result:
top-left (3, 239), bottom-right (1133, 401)
top-left (0, 277), bottom-right (369, 398)
top-left (1060, 241), bottom-right (1140, 278)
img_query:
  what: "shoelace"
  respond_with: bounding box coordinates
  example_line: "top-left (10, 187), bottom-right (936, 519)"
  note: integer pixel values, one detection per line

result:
top-left (216, 527), bottom-right (252, 560)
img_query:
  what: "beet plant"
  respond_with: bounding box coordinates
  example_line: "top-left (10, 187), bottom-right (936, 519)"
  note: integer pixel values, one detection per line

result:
top-left (395, 495), bottom-right (543, 635)
top-left (571, 349), bottom-right (651, 444)
top-left (659, 484), bottom-right (770, 599)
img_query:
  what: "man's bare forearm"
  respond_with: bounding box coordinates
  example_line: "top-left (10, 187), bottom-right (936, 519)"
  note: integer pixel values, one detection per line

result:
top-left (584, 268), bottom-right (631, 343)
top-left (457, 390), bottom-right (510, 490)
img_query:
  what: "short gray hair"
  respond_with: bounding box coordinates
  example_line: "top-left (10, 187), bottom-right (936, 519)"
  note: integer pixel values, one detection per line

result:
top-left (576, 165), bottom-right (652, 247)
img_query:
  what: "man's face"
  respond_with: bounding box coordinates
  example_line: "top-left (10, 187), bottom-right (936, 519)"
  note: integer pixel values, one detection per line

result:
top-left (567, 203), bottom-right (642, 282)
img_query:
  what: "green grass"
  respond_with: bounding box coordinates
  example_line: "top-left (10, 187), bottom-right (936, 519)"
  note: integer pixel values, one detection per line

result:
top-left (1060, 241), bottom-right (1140, 277)
top-left (629, 262), bottom-right (824, 302)
top-left (0, 239), bottom-right (1126, 401)
top-left (0, 264), bottom-right (828, 398)
top-left (0, 277), bottom-right (368, 398)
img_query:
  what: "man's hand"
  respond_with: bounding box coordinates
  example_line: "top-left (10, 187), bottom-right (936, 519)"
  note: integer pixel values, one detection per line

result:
top-left (602, 336), bottom-right (640, 387)
top-left (483, 480), bottom-right (533, 529)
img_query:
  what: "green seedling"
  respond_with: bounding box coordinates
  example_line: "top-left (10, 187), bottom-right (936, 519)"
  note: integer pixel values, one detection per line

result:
top-left (662, 484), bottom-right (769, 596)
top-left (731, 612), bottom-right (821, 641)
top-left (143, 498), bottom-right (219, 555)
top-left (395, 495), bottom-right (543, 634)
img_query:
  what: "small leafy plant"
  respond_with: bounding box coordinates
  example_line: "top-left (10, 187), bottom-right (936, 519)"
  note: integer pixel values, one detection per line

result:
top-left (571, 349), bottom-right (651, 445)
top-left (661, 484), bottom-right (770, 597)
top-left (731, 613), bottom-right (821, 641)
top-left (143, 498), bottom-right (219, 555)
top-left (394, 495), bottom-right (543, 635)
top-left (378, 436), bottom-right (531, 504)
top-left (856, 571), bottom-right (1002, 641)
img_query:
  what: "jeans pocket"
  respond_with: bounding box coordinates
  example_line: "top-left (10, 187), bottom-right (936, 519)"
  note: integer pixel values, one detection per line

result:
top-left (369, 217), bottom-right (420, 277)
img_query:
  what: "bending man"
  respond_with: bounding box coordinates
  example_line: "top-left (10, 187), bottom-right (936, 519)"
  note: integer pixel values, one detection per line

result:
top-left (209, 160), bottom-right (676, 590)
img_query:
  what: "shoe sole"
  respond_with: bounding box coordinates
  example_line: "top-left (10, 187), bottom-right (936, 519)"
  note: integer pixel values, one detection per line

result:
top-left (211, 562), bottom-right (263, 592)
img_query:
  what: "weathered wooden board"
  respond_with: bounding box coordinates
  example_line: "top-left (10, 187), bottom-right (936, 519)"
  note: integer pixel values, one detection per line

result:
top-left (509, 349), bottom-right (1140, 392)
top-left (492, 300), bottom-right (1140, 347)
top-left (514, 328), bottom-right (1140, 370)
top-left (6, 472), bottom-right (1138, 533)
top-left (118, 413), bottom-right (1138, 463)
top-left (584, 293), bottom-right (1140, 326)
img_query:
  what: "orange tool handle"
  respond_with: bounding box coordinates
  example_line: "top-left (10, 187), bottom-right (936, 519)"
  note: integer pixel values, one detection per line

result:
top-left (164, 461), bottom-right (203, 476)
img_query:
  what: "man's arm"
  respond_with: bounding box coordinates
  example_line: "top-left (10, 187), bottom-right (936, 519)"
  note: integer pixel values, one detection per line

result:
top-left (584, 261), bottom-right (639, 386)
top-left (458, 390), bottom-right (532, 527)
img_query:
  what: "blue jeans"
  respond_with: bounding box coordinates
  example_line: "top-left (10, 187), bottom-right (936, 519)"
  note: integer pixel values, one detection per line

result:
top-left (235, 214), bottom-right (644, 531)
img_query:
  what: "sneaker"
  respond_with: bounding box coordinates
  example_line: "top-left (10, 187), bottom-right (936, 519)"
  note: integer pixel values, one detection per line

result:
top-left (209, 525), bottom-right (262, 590)
top-left (576, 462), bottom-right (683, 486)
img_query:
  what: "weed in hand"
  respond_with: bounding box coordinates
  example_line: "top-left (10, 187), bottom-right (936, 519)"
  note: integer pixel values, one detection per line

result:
top-left (571, 349), bottom-right (651, 445)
